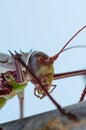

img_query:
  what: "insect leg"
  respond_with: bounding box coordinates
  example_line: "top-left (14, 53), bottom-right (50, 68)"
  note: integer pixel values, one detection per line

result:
top-left (53, 70), bottom-right (86, 80)
top-left (49, 84), bottom-right (56, 94)
top-left (18, 92), bottom-right (24, 118)
top-left (54, 70), bottom-right (86, 102)
top-left (79, 86), bottom-right (86, 102)
top-left (9, 51), bottom-right (26, 118)
top-left (14, 60), bottom-right (25, 118)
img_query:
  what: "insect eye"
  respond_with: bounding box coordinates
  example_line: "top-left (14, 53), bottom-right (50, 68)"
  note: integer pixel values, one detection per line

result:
top-left (37, 56), bottom-right (44, 63)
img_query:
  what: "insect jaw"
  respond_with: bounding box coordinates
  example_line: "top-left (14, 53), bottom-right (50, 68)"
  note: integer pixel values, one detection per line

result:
top-left (30, 72), bottom-right (55, 99)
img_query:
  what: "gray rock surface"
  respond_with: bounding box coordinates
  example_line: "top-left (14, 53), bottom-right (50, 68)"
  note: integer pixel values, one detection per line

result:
top-left (0, 101), bottom-right (86, 130)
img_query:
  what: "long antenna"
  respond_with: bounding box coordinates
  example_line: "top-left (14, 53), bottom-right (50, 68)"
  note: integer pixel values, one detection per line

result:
top-left (58, 25), bottom-right (86, 56)
top-left (47, 25), bottom-right (86, 63)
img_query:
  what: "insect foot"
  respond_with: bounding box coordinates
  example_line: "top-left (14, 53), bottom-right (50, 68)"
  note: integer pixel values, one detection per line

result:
top-left (58, 107), bottom-right (78, 121)
top-left (65, 111), bottom-right (78, 121)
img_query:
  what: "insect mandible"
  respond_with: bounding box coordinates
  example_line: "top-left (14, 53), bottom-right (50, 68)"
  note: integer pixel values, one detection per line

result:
top-left (0, 25), bottom-right (86, 121)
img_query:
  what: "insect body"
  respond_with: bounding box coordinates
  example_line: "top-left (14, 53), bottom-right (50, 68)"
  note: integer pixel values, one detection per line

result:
top-left (0, 51), bottom-right (55, 107)
top-left (0, 25), bottom-right (86, 120)
top-left (0, 53), bottom-right (28, 107)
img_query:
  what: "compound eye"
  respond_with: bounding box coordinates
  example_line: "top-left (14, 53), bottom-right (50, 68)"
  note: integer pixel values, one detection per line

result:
top-left (37, 56), bottom-right (44, 63)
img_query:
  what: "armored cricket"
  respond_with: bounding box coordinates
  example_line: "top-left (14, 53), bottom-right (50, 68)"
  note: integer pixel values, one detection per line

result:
top-left (0, 25), bottom-right (86, 121)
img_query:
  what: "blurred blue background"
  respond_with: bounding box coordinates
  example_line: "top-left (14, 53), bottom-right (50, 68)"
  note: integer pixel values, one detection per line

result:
top-left (0, 0), bottom-right (86, 123)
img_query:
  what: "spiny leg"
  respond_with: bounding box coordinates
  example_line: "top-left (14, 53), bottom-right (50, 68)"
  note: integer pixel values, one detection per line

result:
top-left (9, 51), bottom-right (25, 118)
top-left (14, 59), bottom-right (25, 118)
top-left (15, 55), bottom-right (24, 118)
